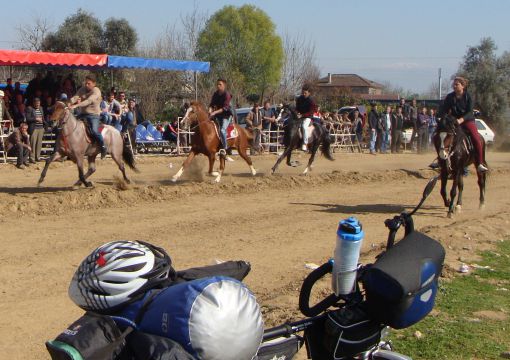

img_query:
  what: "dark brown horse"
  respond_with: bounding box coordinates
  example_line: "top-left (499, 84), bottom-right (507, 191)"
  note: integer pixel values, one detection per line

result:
top-left (171, 101), bottom-right (256, 183)
top-left (38, 101), bottom-right (138, 187)
top-left (433, 115), bottom-right (487, 218)
top-left (271, 105), bottom-right (334, 174)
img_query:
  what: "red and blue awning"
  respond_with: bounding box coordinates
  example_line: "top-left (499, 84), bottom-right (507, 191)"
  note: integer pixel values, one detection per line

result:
top-left (0, 49), bottom-right (209, 72)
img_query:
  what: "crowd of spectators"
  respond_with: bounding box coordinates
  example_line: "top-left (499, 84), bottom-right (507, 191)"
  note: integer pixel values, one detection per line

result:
top-left (0, 71), bottom-right (148, 167)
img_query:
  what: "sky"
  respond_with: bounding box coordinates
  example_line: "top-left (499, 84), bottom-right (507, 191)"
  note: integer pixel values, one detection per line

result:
top-left (1, 0), bottom-right (509, 94)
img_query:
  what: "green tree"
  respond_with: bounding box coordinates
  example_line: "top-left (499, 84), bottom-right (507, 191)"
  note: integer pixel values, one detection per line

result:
top-left (103, 18), bottom-right (138, 56)
top-left (196, 5), bottom-right (284, 102)
top-left (42, 9), bottom-right (103, 53)
top-left (457, 37), bottom-right (510, 132)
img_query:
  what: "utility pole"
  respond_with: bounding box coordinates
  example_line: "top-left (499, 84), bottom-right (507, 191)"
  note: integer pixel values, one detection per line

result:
top-left (438, 68), bottom-right (442, 100)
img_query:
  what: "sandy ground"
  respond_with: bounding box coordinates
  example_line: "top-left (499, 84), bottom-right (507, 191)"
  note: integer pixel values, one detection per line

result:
top-left (1, 150), bottom-right (509, 359)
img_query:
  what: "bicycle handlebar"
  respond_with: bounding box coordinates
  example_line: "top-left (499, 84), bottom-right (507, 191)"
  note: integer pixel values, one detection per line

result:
top-left (298, 261), bottom-right (341, 317)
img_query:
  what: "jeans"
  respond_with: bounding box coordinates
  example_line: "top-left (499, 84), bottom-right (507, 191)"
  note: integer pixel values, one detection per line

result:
top-left (100, 113), bottom-right (112, 125)
top-left (215, 116), bottom-right (231, 149)
top-left (8, 143), bottom-right (29, 166)
top-left (369, 129), bottom-right (377, 152)
top-left (381, 130), bottom-right (390, 153)
top-left (79, 113), bottom-right (104, 148)
top-left (250, 128), bottom-right (261, 154)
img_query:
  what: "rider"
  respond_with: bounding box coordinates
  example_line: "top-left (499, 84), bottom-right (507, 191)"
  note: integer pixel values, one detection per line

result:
top-left (438, 76), bottom-right (488, 173)
top-left (69, 74), bottom-right (107, 159)
top-left (208, 78), bottom-right (233, 155)
top-left (295, 83), bottom-right (318, 151)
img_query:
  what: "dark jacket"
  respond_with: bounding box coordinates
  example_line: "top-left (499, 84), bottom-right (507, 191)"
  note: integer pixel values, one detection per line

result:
top-left (6, 128), bottom-right (30, 152)
top-left (368, 110), bottom-right (380, 131)
top-left (392, 113), bottom-right (404, 132)
top-left (209, 91), bottom-right (232, 119)
top-left (25, 106), bottom-right (48, 134)
top-left (439, 91), bottom-right (474, 122)
top-left (295, 95), bottom-right (317, 118)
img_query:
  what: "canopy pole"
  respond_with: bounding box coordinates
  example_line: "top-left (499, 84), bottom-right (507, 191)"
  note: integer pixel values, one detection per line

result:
top-left (110, 70), bottom-right (114, 90)
top-left (194, 71), bottom-right (198, 100)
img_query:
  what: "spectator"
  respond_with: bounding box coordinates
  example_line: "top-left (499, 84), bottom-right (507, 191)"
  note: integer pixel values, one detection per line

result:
top-left (352, 109), bottom-right (364, 145)
top-left (1, 90), bottom-right (13, 120)
top-left (391, 106), bottom-right (404, 153)
top-left (246, 102), bottom-right (263, 154)
top-left (42, 95), bottom-right (54, 125)
top-left (4, 78), bottom-right (13, 98)
top-left (409, 99), bottom-right (418, 151)
top-left (428, 108), bottom-right (438, 145)
top-left (100, 97), bottom-right (111, 125)
top-left (13, 81), bottom-right (23, 98)
top-left (380, 105), bottom-right (392, 154)
top-left (368, 103), bottom-right (379, 155)
top-left (295, 83), bottom-right (318, 151)
top-left (416, 106), bottom-right (429, 154)
top-left (117, 91), bottom-right (129, 117)
top-left (107, 92), bottom-right (122, 126)
top-left (62, 75), bottom-right (76, 99)
top-left (25, 97), bottom-right (46, 163)
top-left (6, 122), bottom-right (31, 169)
top-left (25, 72), bottom-right (43, 104)
top-left (122, 98), bottom-right (144, 151)
top-left (11, 93), bottom-right (26, 127)
top-left (261, 100), bottom-right (277, 152)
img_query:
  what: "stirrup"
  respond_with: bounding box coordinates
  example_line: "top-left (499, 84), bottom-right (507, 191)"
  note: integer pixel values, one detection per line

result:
top-left (477, 164), bottom-right (488, 173)
top-left (218, 149), bottom-right (227, 156)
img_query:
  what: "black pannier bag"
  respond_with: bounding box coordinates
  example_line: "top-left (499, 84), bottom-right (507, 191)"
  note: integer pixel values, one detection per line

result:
top-left (255, 335), bottom-right (303, 360)
top-left (303, 306), bottom-right (382, 360)
top-left (362, 231), bottom-right (445, 329)
top-left (46, 312), bottom-right (128, 360)
top-left (322, 306), bottom-right (382, 359)
top-left (118, 330), bottom-right (197, 360)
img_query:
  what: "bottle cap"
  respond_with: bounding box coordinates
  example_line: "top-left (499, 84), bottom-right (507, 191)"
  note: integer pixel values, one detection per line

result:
top-left (337, 217), bottom-right (364, 240)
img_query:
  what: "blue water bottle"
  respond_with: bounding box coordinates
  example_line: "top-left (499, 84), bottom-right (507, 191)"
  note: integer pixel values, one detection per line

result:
top-left (332, 217), bottom-right (364, 296)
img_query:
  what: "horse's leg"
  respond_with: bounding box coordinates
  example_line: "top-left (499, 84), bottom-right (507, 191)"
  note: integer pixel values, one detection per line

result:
top-left (74, 155), bottom-right (97, 186)
top-left (478, 170), bottom-right (486, 210)
top-left (271, 147), bottom-right (292, 174)
top-left (303, 140), bottom-right (319, 175)
top-left (447, 173), bottom-right (459, 218)
top-left (439, 162), bottom-right (450, 207)
top-left (76, 156), bottom-right (93, 188)
top-left (236, 138), bottom-right (256, 176)
top-left (172, 151), bottom-right (196, 182)
top-left (208, 153), bottom-right (219, 176)
top-left (215, 154), bottom-right (225, 183)
top-left (111, 147), bottom-right (130, 184)
top-left (455, 171), bottom-right (464, 214)
top-left (38, 151), bottom-right (62, 185)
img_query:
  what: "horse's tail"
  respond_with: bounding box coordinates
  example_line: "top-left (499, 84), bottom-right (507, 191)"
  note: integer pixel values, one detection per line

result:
top-left (122, 140), bottom-right (140, 173)
top-left (319, 126), bottom-right (334, 161)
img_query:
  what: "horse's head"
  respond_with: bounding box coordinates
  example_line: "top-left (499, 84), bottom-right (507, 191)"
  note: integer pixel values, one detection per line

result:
top-left (51, 101), bottom-right (71, 126)
top-left (180, 101), bottom-right (207, 128)
top-left (436, 115), bottom-right (458, 160)
top-left (277, 104), bottom-right (297, 122)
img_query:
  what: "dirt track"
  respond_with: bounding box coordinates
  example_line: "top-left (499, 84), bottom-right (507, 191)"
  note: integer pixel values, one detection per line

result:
top-left (1, 150), bottom-right (509, 359)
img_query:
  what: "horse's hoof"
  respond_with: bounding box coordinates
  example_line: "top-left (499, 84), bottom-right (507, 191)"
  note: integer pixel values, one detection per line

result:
top-left (171, 178), bottom-right (178, 183)
top-left (455, 205), bottom-right (462, 214)
top-left (125, 179), bottom-right (131, 185)
top-left (479, 203), bottom-right (486, 211)
top-left (210, 171), bottom-right (220, 176)
top-left (447, 212), bottom-right (453, 219)
top-left (85, 181), bottom-right (93, 188)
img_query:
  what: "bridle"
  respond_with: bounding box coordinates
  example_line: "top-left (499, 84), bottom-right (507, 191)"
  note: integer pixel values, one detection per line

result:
top-left (180, 106), bottom-right (200, 132)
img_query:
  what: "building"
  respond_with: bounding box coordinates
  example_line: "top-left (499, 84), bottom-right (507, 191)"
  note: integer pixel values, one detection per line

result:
top-left (315, 73), bottom-right (400, 102)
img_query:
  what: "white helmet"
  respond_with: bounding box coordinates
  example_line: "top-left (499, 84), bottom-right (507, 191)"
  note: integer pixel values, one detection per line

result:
top-left (69, 240), bottom-right (174, 312)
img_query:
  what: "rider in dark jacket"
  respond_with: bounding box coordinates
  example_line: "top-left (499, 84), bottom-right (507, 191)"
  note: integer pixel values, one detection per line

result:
top-left (438, 76), bottom-right (487, 173)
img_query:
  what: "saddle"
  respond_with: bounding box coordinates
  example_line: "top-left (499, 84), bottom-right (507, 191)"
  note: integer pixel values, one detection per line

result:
top-left (81, 120), bottom-right (104, 145)
top-left (212, 121), bottom-right (238, 141)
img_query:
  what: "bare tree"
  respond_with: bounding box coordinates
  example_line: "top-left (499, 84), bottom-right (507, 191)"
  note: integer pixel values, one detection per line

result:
top-left (278, 31), bottom-right (320, 101)
top-left (17, 16), bottom-right (53, 51)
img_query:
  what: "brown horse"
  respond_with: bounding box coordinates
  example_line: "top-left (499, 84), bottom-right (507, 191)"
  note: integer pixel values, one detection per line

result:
top-left (433, 115), bottom-right (487, 218)
top-left (38, 101), bottom-right (138, 187)
top-left (171, 101), bottom-right (256, 183)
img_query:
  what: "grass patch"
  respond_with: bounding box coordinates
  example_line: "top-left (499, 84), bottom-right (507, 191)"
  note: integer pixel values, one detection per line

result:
top-left (389, 239), bottom-right (510, 359)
